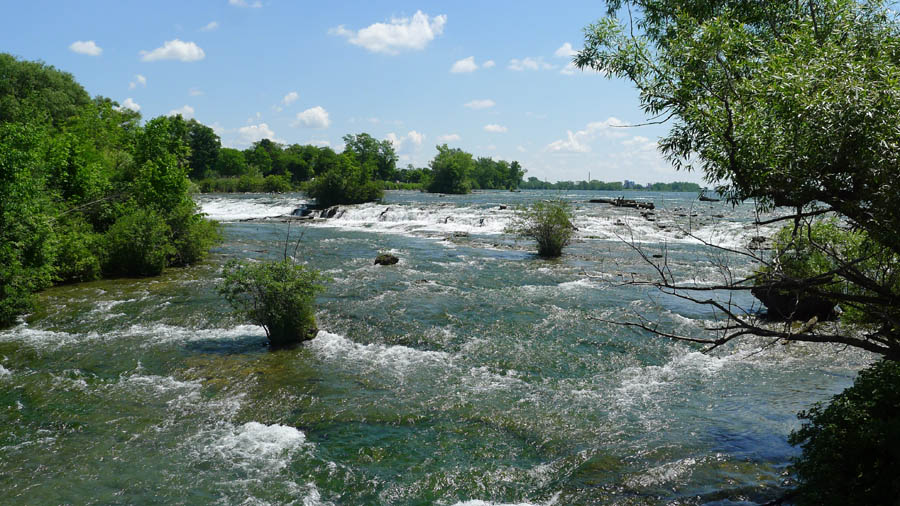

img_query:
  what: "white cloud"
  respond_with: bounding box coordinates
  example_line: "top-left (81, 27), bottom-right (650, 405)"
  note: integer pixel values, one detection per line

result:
top-left (229, 0), bottom-right (262, 7)
top-left (330, 10), bottom-right (446, 54)
top-left (311, 139), bottom-right (331, 147)
top-left (129, 74), bottom-right (147, 89)
top-left (451, 56), bottom-right (478, 73)
top-left (189, 87), bottom-right (204, 96)
top-left (140, 39), bottom-right (205, 62)
top-left (482, 60), bottom-right (496, 68)
top-left (508, 57), bottom-right (554, 71)
top-left (554, 42), bottom-right (576, 58)
top-left (464, 99), bottom-right (495, 110)
top-left (282, 91), bottom-right (299, 106)
top-left (201, 21), bottom-right (219, 31)
top-left (438, 134), bottom-right (461, 143)
top-left (484, 124), bottom-right (508, 133)
top-left (517, 145), bottom-right (526, 153)
top-left (387, 130), bottom-right (425, 151)
top-left (238, 123), bottom-right (277, 145)
top-left (168, 105), bottom-right (195, 118)
top-left (293, 106), bottom-right (330, 128)
top-left (69, 40), bottom-right (102, 56)
top-left (117, 98), bottom-right (140, 112)
top-left (545, 117), bottom-right (627, 153)
top-left (407, 130), bottom-right (424, 146)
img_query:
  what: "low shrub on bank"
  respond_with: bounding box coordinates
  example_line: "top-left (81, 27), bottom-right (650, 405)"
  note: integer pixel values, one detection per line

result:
top-left (789, 359), bottom-right (900, 505)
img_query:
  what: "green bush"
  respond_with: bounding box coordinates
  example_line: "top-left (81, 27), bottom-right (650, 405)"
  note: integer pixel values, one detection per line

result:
top-left (102, 207), bottom-right (174, 277)
top-left (263, 174), bottom-right (293, 193)
top-left (53, 219), bottom-right (101, 283)
top-left (788, 359), bottom-right (900, 505)
top-left (506, 199), bottom-right (576, 258)
top-left (219, 259), bottom-right (326, 347)
top-left (165, 200), bottom-right (220, 267)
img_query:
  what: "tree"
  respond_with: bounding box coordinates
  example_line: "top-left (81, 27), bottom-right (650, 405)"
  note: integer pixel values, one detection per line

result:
top-left (506, 200), bottom-right (576, 258)
top-left (342, 133), bottom-right (398, 181)
top-left (0, 53), bottom-right (91, 128)
top-left (215, 147), bottom-right (249, 177)
top-left (577, 0), bottom-right (900, 360)
top-left (427, 144), bottom-right (474, 194)
top-left (186, 119), bottom-right (220, 179)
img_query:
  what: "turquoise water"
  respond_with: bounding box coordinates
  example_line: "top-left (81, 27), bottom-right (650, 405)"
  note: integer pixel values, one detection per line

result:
top-left (0, 190), bottom-right (870, 505)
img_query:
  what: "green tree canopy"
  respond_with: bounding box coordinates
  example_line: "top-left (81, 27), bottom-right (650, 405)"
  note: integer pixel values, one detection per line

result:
top-left (186, 119), bottom-right (220, 179)
top-left (342, 133), bottom-right (398, 181)
top-left (427, 144), bottom-right (474, 194)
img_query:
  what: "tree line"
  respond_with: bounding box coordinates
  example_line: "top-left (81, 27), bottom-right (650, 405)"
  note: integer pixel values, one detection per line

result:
top-left (518, 177), bottom-right (700, 192)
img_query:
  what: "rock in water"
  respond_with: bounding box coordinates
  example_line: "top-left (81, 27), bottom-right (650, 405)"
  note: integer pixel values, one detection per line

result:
top-left (374, 253), bottom-right (399, 266)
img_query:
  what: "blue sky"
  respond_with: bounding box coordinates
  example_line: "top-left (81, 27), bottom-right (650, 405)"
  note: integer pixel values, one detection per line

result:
top-left (1, 1), bottom-right (703, 183)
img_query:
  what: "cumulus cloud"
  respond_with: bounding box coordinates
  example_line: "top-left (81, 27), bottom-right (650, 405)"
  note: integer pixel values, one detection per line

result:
top-left (282, 91), bottom-right (299, 106)
top-left (554, 42), bottom-right (576, 58)
top-left (129, 74), bottom-right (147, 89)
top-left (464, 99), bottom-right (495, 110)
top-left (437, 133), bottom-right (461, 142)
top-left (330, 10), bottom-right (446, 54)
top-left (168, 105), bottom-right (195, 118)
top-left (117, 98), bottom-right (140, 112)
top-left (482, 60), bottom-right (496, 68)
top-left (545, 117), bottom-right (627, 153)
top-left (508, 57), bottom-right (554, 71)
top-left (293, 106), bottom-right (330, 128)
top-left (387, 130), bottom-right (425, 151)
top-left (140, 39), bottom-right (205, 62)
top-left (69, 40), bottom-right (102, 56)
top-left (229, 0), bottom-right (262, 7)
top-left (238, 123), bottom-right (277, 145)
top-left (451, 56), bottom-right (478, 73)
top-left (483, 124), bottom-right (508, 133)
top-left (201, 21), bottom-right (219, 31)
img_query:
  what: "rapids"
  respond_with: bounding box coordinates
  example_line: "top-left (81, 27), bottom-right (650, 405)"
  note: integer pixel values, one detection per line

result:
top-left (0, 190), bottom-right (872, 505)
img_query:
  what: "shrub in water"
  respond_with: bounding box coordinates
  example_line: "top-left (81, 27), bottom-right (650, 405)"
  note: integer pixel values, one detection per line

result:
top-left (788, 359), bottom-right (900, 505)
top-left (219, 259), bottom-right (325, 347)
top-left (507, 199), bottom-right (576, 258)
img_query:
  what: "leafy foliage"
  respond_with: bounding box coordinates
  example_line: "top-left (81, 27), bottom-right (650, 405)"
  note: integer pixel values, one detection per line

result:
top-left (0, 53), bottom-right (220, 326)
top-left (102, 207), bottom-right (174, 277)
top-left (507, 200), bottom-right (576, 258)
top-left (219, 259), bottom-right (326, 347)
top-left (788, 359), bottom-right (900, 505)
top-left (0, 123), bottom-right (55, 326)
top-left (307, 152), bottom-right (384, 206)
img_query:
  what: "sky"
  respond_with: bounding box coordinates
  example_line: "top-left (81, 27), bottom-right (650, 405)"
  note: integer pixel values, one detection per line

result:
top-left (1, 1), bottom-right (704, 184)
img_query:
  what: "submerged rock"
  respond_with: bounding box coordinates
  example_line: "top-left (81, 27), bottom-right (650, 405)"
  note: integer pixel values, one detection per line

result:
top-left (374, 253), bottom-right (399, 266)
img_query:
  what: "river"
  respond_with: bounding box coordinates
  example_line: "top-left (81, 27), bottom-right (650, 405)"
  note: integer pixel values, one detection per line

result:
top-left (0, 190), bottom-right (871, 505)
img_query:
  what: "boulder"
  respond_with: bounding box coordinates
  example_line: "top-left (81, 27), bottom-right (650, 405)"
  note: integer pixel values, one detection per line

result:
top-left (374, 253), bottom-right (399, 266)
top-left (751, 285), bottom-right (837, 321)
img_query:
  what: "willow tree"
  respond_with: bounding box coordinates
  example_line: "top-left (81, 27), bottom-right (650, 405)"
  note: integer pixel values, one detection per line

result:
top-left (578, 0), bottom-right (900, 360)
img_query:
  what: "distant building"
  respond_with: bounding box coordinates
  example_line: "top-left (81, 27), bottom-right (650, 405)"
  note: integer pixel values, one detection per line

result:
top-left (623, 180), bottom-right (636, 189)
